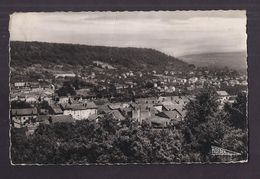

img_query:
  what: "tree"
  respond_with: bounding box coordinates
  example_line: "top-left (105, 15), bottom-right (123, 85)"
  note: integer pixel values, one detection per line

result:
top-left (56, 82), bottom-right (76, 97)
top-left (11, 114), bottom-right (182, 164)
top-left (72, 75), bottom-right (80, 90)
top-left (11, 101), bottom-right (31, 109)
top-left (184, 87), bottom-right (219, 128)
top-left (183, 87), bottom-right (227, 160)
top-left (38, 100), bottom-right (49, 109)
top-left (145, 81), bottom-right (154, 89)
top-left (182, 88), bottom-right (249, 162)
top-left (225, 92), bottom-right (247, 130)
top-left (221, 128), bottom-right (248, 161)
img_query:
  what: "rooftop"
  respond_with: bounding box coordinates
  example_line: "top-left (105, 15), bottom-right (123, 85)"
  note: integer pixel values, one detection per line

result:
top-left (157, 111), bottom-right (183, 122)
top-left (49, 104), bottom-right (63, 114)
top-left (149, 116), bottom-right (170, 125)
top-left (61, 101), bottom-right (97, 110)
top-left (11, 108), bottom-right (38, 116)
top-left (39, 115), bottom-right (75, 124)
top-left (217, 90), bottom-right (229, 96)
top-left (110, 110), bottom-right (125, 121)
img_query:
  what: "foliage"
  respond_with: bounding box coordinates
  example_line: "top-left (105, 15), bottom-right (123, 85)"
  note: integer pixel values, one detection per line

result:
top-left (56, 81), bottom-right (76, 97)
top-left (11, 101), bottom-right (31, 109)
top-left (11, 115), bottom-right (182, 164)
top-left (224, 92), bottom-right (247, 130)
top-left (183, 88), bottom-right (248, 162)
top-left (10, 41), bottom-right (188, 71)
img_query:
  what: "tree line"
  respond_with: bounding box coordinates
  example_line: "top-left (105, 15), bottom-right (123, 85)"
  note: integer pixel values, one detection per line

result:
top-left (10, 41), bottom-right (187, 71)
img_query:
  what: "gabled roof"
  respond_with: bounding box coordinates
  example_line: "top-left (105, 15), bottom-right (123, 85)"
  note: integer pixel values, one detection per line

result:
top-left (120, 107), bottom-right (133, 113)
top-left (157, 111), bottom-right (182, 122)
top-left (176, 108), bottom-right (187, 117)
top-left (217, 90), bottom-right (229, 96)
top-left (61, 101), bottom-right (97, 110)
top-left (98, 104), bottom-right (112, 114)
top-left (108, 103), bottom-right (125, 110)
top-left (39, 115), bottom-right (75, 124)
top-left (130, 103), bottom-right (153, 110)
top-left (149, 116), bottom-right (170, 125)
top-left (99, 105), bottom-right (127, 120)
top-left (110, 110), bottom-right (125, 121)
top-left (88, 114), bottom-right (101, 121)
top-left (76, 89), bottom-right (91, 96)
top-left (161, 103), bottom-right (187, 117)
top-left (162, 103), bottom-right (183, 111)
top-left (135, 97), bottom-right (159, 104)
top-left (11, 108), bottom-right (38, 116)
top-left (49, 104), bottom-right (63, 114)
top-left (129, 103), bottom-right (138, 109)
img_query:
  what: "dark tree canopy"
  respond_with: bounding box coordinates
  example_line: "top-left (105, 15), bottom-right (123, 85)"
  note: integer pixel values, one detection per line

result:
top-left (10, 41), bottom-right (188, 71)
top-left (225, 92), bottom-right (247, 129)
top-left (182, 88), bottom-right (247, 162)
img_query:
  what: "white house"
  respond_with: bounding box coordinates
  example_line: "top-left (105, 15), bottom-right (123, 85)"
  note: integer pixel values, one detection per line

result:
top-left (58, 97), bottom-right (70, 104)
top-left (216, 90), bottom-right (229, 104)
top-left (14, 82), bottom-right (26, 88)
top-left (189, 77), bottom-right (198, 84)
top-left (55, 73), bottom-right (76, 78)
top-left (25, 96), bottom-right (38, 103)
top-left (11, 108), bottom-right (38, 128)
top-left (61, 102), bottom-right (97, 120)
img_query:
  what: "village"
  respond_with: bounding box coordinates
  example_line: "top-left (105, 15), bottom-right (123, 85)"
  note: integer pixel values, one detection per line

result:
top-left (8, 9), bottom-right (252, 165)
top-left (10, 60), bottom-right (248, 136)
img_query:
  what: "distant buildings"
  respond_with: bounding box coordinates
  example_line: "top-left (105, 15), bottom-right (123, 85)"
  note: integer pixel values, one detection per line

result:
top-left (10, 64), bottom-right (247, 134)
top-left (93, 61), bottom-right (116, 70)
top-left (55, 72), bottom-right (76, 78)
top-left (14, 82), bottom-right (26, 88)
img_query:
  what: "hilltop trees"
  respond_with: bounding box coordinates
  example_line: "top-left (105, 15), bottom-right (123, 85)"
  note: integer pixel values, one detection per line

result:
top-left (10, 41), bottom-right (188, 71)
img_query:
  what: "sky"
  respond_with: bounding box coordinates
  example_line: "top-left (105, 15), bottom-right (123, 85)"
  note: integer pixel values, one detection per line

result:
top-left (9, 11), bottom-right (247, 57)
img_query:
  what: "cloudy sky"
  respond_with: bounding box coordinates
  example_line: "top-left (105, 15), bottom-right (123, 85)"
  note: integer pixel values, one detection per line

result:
top-left (9, 11), bottom-right (246, 56)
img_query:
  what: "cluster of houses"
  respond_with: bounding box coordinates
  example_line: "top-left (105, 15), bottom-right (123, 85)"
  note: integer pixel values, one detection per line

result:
top-left (79, 65), bottom-right (248, 97)
top-left (11, 93), bottom-right (196, 135)
top-left (11, 82), bottom-right (55, 104)
top-left (10, 87), bottom-right (238, 137)
top-left (10, 64), bottom-right (247, 136)
top-left (11, 64), bottom-right (247, 101)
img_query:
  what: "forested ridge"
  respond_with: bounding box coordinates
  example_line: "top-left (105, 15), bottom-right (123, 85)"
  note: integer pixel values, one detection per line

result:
top-left (10, 41), bottom-right (188, 71)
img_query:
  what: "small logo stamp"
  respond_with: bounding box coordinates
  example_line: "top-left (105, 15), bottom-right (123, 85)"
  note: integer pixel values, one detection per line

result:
top-left (211, 146), bottom-right (241, 156)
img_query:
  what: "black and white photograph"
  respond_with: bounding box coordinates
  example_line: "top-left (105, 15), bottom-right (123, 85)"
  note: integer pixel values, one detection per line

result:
top-left (9, 11), bottom-right (248, 165)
